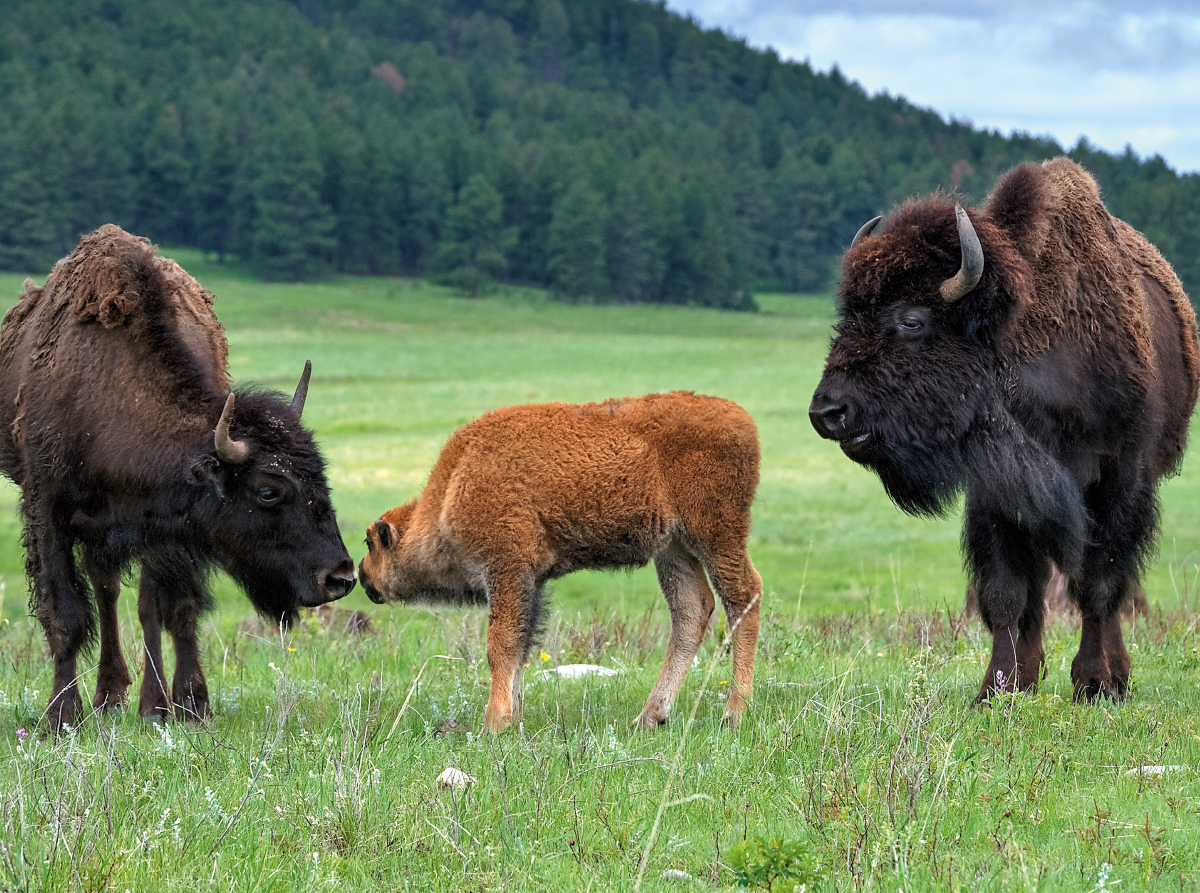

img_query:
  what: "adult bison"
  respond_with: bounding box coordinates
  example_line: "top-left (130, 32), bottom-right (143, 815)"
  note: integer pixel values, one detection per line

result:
top-left (0, 225), bottom-right (356, 731)
top-left (357, 392), bottom-right (762, 732)
top-left (809, 158), bottom-right (1198, 701)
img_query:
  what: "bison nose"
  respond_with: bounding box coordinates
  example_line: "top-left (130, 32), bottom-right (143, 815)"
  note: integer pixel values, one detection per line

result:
top-left (322, 559), bottom-right (357, 601)
top-left (809, 393), bottom-right (854, 440)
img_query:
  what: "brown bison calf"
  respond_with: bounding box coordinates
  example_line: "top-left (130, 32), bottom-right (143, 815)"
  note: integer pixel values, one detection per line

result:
top-left (358, 392), bottom-right (762, 732)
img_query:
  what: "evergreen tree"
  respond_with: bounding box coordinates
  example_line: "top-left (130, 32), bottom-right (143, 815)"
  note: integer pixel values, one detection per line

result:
top-left (0, 170), bottom-right (57, 273)
top-left (427, 173), bottom-right (516, 295)
top-left (547, 180), bottom-right (609, 302)
top-left (245, 110), bottom-right (336, 281)
top-left (193, 112), bottom-right (239, 263)
top-left (607, 171), bottom-right (666, 303)
top-left (136, 106), bottom-right (193, 245)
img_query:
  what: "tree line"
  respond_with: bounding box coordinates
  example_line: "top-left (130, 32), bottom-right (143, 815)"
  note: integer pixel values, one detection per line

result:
top-left (1, 0), bottom-right (1197, 308)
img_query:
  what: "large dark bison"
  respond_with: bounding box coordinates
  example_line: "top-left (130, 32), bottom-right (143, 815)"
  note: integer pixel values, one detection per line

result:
top-left (809, 158), bottom-right (1199, 701)
top-left (0, 226), bottom-right (356, 730)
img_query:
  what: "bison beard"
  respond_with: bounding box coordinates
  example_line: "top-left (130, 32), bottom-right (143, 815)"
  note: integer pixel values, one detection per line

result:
top-left (810, 157), bottom-right (1198, 703)
top-left (0, 226), bottom-right (355, 732)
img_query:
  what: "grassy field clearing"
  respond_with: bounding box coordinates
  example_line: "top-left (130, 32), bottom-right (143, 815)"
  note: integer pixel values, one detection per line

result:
top-left (1, 256), bottom-right (1199, 891)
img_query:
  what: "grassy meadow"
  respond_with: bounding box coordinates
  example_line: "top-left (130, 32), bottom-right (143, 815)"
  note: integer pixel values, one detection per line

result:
top-left (1, 255), bottom-right (1199, 891)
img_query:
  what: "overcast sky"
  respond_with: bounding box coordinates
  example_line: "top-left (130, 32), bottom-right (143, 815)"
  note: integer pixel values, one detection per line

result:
top-left (667, 1), bottom-right (1200, 173)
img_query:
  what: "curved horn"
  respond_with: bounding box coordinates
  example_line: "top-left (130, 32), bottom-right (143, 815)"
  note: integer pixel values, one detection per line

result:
top-left (939, 205), bottom-right (984, 303)
top-left (291, 360), bottom-right (312, 417)
top-left (850, 215), bottom-right (882, 248)
top-left (214, 393), bottom-right (251, 465)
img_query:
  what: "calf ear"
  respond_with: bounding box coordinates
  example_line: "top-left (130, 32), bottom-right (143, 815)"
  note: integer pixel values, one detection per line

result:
top-left (191, 455), bottom-right (226, 497)
top-left (374, 519), bottom-right (393, 549)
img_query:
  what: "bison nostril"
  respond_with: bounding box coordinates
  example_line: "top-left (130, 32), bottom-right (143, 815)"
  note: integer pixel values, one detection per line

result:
top-left (324, 559), bottom-right (357, 599)
top-left (808, 396), bottom-right (851, 438)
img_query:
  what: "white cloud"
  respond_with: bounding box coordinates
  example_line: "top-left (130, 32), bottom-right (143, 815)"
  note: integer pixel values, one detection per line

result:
top-left (668, 2), bottom-right (1200, 172)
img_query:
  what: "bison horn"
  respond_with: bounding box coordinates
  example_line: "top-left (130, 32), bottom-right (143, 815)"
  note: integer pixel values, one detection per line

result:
top-left (850, 215), bottom-right (882, 248)
top-left (939, 205), bottom-right (984, 303)
top-left (214, 393), bottom-right (251, 464)
top-left (291, 360), bottom-right (312, 418)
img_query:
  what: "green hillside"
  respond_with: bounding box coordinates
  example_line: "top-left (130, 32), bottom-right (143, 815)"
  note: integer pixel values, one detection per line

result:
top-left (2, 0), bottom-right (1198, 302)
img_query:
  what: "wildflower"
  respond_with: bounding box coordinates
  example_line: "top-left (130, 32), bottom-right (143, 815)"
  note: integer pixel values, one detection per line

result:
top-left (288, 647), bottom-right (297, 653)
top-left (719, 680), bottom-right (728, 685)
top-left (540, 652), bottom-right (550, 661)
top-left (16, 728), bottom-right (27, 741)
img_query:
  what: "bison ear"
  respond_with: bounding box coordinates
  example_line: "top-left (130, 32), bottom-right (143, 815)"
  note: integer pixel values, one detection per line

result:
top-left (374, 519), bottom-right (393, 549)
top-left (191, 455), bottom-right (226, 497)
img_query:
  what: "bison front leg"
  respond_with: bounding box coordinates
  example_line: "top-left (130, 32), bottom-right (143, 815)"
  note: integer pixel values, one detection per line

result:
top-left (636, 542), bottom-right (715, 730)
top-left (137, 574), bottom-right (171, 721)
top-left (86, 560), bottom-right (133, 712)
top-left (140, 559), bottom-right (211, 722)
top-left (482, 572), bottom-right (542, 733)
top-left (965, 509), bottom-right (1051, 700)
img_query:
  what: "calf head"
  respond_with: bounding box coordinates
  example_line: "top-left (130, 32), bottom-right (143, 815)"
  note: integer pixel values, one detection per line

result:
top-left (358, 501), bottom-right (416, 604)
top-left (810, 188), bottom-right (1041, 516)
top-left (191, 363), bottom-right (356, 621)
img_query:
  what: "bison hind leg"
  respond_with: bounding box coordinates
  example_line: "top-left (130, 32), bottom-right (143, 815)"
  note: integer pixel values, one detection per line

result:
top-left (86, 558), bottom-right (133, 712)
top-left (634, 541), bottom-right (716, 731)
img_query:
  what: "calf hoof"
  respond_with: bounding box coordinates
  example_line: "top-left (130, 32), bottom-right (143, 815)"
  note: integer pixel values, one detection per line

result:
top-left (632, 710), bottom-right (667, 732)
top-left (483, 704), bottom-right (513, 733)
top-left (721, 709), bottom-right (744, 730)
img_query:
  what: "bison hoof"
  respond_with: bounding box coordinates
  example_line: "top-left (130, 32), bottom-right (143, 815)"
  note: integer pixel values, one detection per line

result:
top-left (46, 687), bottom-right (84, 733)
top-left (93, 680), bottom-right (131, 712)
top-left (1072, 677), bottom-right (1124, 703)
top-left (173, 697), bottom-right (211, 723)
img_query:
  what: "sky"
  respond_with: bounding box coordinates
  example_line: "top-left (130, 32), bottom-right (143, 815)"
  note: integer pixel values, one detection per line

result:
top-left (667, 1), bottom-right (1200, 173)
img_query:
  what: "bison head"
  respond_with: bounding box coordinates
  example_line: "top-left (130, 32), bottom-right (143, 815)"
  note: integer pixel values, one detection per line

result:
top-left (809, 188), bottom-right (1065, 519)
top-left (190, 363), bottom-right (356, 621)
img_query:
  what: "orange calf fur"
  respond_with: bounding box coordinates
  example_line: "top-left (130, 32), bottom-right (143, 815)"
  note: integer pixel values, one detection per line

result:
top-left (359, 391), bottom-right (762, 732)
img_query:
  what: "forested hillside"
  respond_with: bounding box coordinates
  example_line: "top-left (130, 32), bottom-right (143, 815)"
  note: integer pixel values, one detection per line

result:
top-left (2, 0), bottom-right (1197, 305)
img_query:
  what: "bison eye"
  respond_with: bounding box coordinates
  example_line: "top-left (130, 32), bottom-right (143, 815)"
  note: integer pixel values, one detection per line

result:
top-left (257, 487), bottom-right (281, 507)
top-left (898, 316), bottom-right (923, 332)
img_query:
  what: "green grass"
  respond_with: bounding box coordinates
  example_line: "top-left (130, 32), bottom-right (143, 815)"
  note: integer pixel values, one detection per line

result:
top-left (1, 256), bottom-right (1199, 891)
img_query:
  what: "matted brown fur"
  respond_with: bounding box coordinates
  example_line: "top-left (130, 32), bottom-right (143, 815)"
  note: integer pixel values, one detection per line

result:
top-left (0, 225), bottom-right (354, 731)
top-left (359, 391), bottom-right (762, 732)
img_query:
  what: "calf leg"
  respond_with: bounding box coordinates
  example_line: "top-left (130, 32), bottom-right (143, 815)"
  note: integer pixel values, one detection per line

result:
top-left (483, 571), bottom-right (544, 732)
top-left (707, 544), bottom-right (762, 728)
top-left (635, 541), bottom-right (715, 730)
top-left (85, 558), bottom-right (132, 711)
